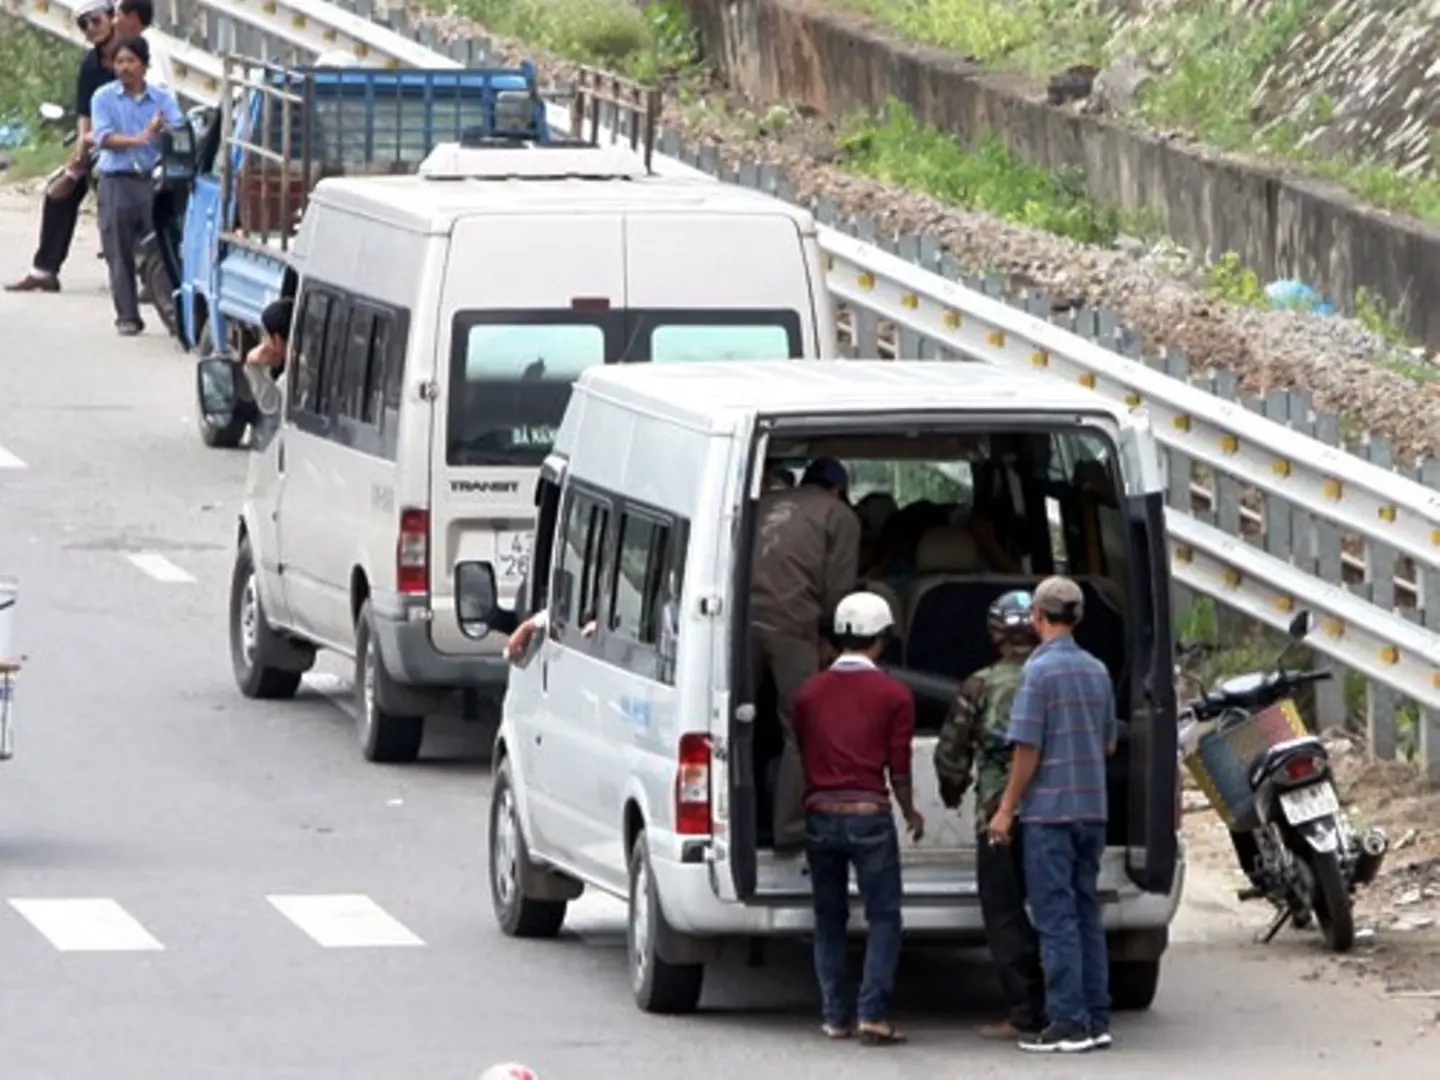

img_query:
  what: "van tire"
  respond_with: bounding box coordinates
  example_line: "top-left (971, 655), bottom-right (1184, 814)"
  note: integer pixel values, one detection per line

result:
top-left (354, 600), bottom-right (424, 763)
top-left (489, 759), bottom-right (567, 939)
top-left (1109, 959), bottom-right (1161, 1012)
top-left (627, 831), bottom-right (704, 1014)
top-left (229, 540), bottom-right (305, 700)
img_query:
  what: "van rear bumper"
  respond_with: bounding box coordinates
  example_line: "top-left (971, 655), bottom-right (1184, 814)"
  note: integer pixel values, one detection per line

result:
top-left (370, 605), bottom-right (509, 698)
top-left (650, 841), bottom-right (1186, 944)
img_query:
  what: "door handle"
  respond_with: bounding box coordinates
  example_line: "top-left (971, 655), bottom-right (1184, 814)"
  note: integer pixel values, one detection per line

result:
top-left (276, 440), bottom-right (285, 472)
top-left (541, 657), bottom-right (548, 693)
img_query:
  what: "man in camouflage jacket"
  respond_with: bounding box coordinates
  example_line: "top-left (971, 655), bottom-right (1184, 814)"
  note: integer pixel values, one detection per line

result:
top-left (933, 589), bottom-right (1047, 1038)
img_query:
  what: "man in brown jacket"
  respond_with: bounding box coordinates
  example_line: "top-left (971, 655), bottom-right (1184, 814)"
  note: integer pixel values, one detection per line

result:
top-left (750, 457), bottom-right (862, 852)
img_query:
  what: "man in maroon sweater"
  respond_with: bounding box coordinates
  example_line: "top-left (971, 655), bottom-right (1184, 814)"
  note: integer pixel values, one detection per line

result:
top-left (792, 590), bottom-right (924, 1046)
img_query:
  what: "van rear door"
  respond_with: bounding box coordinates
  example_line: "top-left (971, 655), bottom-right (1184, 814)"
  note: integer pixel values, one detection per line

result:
top-left (429, 212), bottom-right (627, 657)
top-left (622, 211), bottom-right (821, 359)
top-left (1118, 417), bottom-right (1179, 893)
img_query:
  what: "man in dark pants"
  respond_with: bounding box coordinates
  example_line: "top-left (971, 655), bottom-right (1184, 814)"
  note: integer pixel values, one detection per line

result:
top-left (933, 589), bottom-right (1046, 1039)
top-left (5, 0), bottom-right (118, 294)
top-left (89, 36), bottom-right (183, 335)
top-left (792, 591), bottom-right (923, 1046)
top-left (749, 457), bottom-right (861, 852)
top-left (990, 575), bottom-right (1118, 1054)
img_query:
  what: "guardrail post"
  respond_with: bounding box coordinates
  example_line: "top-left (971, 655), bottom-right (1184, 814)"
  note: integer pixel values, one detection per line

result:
top-left (851, 217), bottom-right (880, 357)
top-left (1361, 437), bottom-right (1400, 759)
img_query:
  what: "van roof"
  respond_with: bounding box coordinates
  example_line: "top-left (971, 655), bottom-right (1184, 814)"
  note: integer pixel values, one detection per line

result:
top-left (573, 360), bottom-right (1133, 429)
top-left (308, 171), bottom-right (814, 231)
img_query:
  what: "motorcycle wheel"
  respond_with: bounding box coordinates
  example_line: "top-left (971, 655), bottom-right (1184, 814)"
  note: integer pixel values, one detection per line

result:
top-left (142, 252), bottom-right (179, 338)
top-left (1308, 850), bottom-right (1355, 953)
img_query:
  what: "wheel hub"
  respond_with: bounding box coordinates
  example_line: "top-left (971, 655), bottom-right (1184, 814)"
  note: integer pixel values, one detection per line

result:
top-left (493, 788), bottom-right (519, 908)
top-left (631, 858), bottom-right (651, 991)
top-left (239, 575), bottom-right (259, 666)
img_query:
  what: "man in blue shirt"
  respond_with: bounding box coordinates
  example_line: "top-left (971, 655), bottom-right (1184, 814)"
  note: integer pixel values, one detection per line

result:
top-left (989, 575), bottom-right (1118, 1054)
top-left (89, 35), bottom-right (183, 335)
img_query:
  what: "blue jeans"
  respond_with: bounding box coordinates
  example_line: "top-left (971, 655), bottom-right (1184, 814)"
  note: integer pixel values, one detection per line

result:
top-left (1022, 821), bottom-right (1110, 1032)
top-left (805, 810), bottom-right (903, 1025)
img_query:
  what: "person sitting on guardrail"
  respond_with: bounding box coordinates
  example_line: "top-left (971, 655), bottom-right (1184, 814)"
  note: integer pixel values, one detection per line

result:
top-left (89, 35), bottom-right (183, 336)
top-left (5, 0), bottom-right (118, 296)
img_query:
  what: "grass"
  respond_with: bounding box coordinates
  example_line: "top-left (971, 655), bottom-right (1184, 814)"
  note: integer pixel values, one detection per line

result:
top-left (830, 0), bottom-right (1440, 227)
top-left (431, 0), bottom-right (700, 80)
top-left (0, 17), bottom-right (78, 185)
top-left (837, 100), bottom-right (1148, 246)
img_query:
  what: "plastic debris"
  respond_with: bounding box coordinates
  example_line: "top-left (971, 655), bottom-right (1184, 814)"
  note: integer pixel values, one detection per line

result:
top-left (1265, 278), bottom-right (1336, 316)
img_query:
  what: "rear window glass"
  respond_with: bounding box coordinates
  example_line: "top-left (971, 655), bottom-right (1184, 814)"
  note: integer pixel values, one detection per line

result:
top-left (463, 324), bottom-right (607, 381)
top-left (651, 324), bottom-right (792, 362)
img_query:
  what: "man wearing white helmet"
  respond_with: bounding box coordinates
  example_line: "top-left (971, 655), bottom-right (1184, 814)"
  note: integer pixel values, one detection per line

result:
top-left (790, 590), bottom-right (922, 1046)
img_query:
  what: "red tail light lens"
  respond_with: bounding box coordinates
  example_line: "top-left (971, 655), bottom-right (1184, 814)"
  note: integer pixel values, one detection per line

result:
top-left (675, 733), bottom-right (712, 836)
top-left (397, 508), bottom-right (430, 596)
top-left (1285, 755), bottom-right (1320, 782)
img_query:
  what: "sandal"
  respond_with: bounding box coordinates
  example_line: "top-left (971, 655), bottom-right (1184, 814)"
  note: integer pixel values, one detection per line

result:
top-left (858, 1021), bottom-right (908, 1046)
top-left (821, 1023), bottom-right (853, 1039)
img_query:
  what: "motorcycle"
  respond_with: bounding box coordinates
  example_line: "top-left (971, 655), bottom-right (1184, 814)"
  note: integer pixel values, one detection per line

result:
top-left (1178, 610), bottom-right (1388, 954)
top-left (138, 105), bottom-right (212, 336)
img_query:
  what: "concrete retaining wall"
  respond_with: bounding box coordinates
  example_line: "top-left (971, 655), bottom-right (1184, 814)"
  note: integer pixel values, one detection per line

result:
top-left (685, 0), bottom-right (1440, 351)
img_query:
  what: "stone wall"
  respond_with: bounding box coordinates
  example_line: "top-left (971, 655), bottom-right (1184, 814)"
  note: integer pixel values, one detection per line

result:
top-left (684, 0), bottom-right (1440, 351)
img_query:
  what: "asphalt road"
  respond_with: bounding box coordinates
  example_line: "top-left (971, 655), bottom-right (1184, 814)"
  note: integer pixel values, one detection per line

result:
top-left (0, 191), bottom-right (1434, 1079)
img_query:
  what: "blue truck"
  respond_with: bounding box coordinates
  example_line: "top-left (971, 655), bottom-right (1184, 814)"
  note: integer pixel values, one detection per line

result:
top-left (180, 56), bottom-right (563, 448)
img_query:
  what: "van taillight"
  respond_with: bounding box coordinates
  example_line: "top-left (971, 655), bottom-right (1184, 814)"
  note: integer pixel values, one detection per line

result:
top-left (675, 733), bottom-right (712, 836)
top-left (397, 508), bottom-right (429, 595)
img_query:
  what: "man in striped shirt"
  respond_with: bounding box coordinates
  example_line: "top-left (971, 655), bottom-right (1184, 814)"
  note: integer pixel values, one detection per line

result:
top-left (988, 575), bottom-right (1117, 1054)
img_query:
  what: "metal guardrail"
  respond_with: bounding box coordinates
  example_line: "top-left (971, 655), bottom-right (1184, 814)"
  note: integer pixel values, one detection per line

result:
top-left (12, 0), bottom-right (1440, 748)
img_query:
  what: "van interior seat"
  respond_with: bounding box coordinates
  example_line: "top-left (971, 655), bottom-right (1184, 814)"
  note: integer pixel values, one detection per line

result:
top-left (858, 578), bottom-right (905, 665)
top-left (900, 524), bottom-right (986, 642)
top-left (903, 573), bottom-right (1128, 692)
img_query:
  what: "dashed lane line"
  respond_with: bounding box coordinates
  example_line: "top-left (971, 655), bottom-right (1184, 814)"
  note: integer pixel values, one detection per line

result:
top-left (126, 552), bottom-right (196, 584)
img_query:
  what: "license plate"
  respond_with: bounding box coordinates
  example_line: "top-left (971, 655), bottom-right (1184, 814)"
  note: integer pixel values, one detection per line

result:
top-left (1279, 783), bottom-right (1339, 825)
top-left (496, 530), bottom-right (533, 581)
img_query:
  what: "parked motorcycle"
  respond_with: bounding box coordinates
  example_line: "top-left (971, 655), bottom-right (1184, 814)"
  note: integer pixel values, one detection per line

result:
top-left (1179, 610), bottom-right (1387, 954)
top-left (139, 105), bottom-right (212, 336)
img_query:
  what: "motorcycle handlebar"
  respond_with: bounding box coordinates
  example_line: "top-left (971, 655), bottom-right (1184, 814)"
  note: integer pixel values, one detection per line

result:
top-left (1184, 668), bottom-right (1332, 721)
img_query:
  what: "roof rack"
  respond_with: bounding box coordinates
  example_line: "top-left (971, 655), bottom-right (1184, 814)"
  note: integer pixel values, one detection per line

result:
top-left (567, 66), bottom-right (661, 174)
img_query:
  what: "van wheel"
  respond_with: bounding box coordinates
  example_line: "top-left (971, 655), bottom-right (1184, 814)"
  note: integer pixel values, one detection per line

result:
top-left (489, 758), bottom-right (567, 938)
top-left (354, 600), bottom-right (424, 763)
top-left (229, 540), bottom-right (305, 700)
top-left (627, 830), bottom-right (704, 1014)
top-left (143, 252), bottom-right (178, 338)
top-left (1109, 959), bottom-right (1161, 1012)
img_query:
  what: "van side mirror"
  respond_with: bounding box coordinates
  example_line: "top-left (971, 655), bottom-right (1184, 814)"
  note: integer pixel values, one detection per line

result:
top-left (197, 356), bottom-right (241, 430)
top-left (1286, 610), bottom-right (1313, 641)
top-left (455, 560), bottom-right (498, 638)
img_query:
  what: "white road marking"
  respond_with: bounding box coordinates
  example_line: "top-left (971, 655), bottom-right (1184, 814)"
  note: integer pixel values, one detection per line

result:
top-left (9, 898), bottom-right (164, 952)
top-left (266, 893), bottom-right (425, 948)
top-left (563, 890), bottom-right (627, 932)
top-left (126, 553), bottom-right (196, 584)
top-left (0, 444), bottom-right (25, 470)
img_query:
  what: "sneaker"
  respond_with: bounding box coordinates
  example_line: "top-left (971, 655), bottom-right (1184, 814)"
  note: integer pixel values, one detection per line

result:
top-left (1090, 1025), bottom-right (1112, 1049)
top-left (1018, 1023), bottom-right (1094, 1053)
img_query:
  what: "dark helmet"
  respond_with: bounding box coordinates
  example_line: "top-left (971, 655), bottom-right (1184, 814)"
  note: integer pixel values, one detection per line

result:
top-left (988, 589), bottom-right (1038, 646)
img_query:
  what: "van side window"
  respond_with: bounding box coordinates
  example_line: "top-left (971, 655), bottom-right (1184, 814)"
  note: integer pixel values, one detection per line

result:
top-left (610, 513), bottom-right (669, 644)
top-left (291, 290), bottom-right (332, 417)
top-left (363, 312), bottom-right (391, 426)
top-left (317, 297), bottom-right (349, 418)
top-left (339, 307), bottom-right (375, 423)
top-left (552, 488), bottom-right (610, 644)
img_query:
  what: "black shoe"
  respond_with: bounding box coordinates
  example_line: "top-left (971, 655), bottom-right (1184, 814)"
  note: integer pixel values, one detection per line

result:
top-left (1090, 1023), bottom-right (1112, 1049)
top-left (1018, 1023), bottom-right (1094, 1053)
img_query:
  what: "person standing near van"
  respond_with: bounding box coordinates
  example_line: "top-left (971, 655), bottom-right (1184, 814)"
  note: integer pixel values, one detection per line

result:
top-left (89, 36), bottom-right (183, 335)
top-left (988, 576), bottom-right (1117, 1054)
top-left (933, 589), bottom-right (1046, 1040)
top-left (750, 457), bottom-right (861, 852)
top-left (792, 590), bottom-right (922, 1046)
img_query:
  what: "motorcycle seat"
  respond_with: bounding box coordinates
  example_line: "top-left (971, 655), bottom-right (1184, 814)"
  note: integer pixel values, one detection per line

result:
top-left (1248, 734), bottom-right (1326, 789)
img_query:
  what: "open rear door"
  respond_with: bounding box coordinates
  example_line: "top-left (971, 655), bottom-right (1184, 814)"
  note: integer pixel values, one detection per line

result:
top-left (1120, 417), bottom-right (1179, 894)
top-left (716, 422), bottom-right (768, 902)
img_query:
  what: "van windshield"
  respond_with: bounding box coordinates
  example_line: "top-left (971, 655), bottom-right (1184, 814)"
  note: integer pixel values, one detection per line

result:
top-left (445, 308), bottom-right (803, 466)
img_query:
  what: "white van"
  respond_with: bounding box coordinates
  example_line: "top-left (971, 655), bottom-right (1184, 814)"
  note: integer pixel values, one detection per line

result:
top-left (221, 143), bottom-right (833, 763)
top-left (485, 360), bottom-right (1185, 1014)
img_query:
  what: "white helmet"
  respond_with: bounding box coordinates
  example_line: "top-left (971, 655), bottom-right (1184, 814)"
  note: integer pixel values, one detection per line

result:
top-left (832, 590), bottom-right (894, 638)
top-left (478, 1066), bottom-right (539, 1080)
